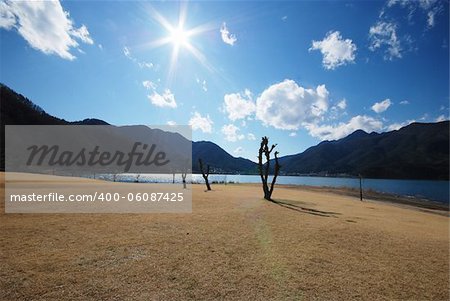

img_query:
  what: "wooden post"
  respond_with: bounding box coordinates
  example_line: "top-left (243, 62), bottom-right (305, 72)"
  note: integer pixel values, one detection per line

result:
top-left (359, 174), bottom-right (363, 201)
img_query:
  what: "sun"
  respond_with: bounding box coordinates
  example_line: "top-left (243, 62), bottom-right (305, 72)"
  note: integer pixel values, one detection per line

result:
top-left (169, 26), bottom-right (189, 48)
top-left (144, 3), bottom-right (217, 83)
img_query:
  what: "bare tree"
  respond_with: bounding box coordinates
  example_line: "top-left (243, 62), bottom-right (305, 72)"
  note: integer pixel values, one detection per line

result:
top-left (181, 171), bottom-right (187, 189)
top-left (258, 136), bottom-right (281, 201)
top-left (198, 158), bottom-right (211, 191)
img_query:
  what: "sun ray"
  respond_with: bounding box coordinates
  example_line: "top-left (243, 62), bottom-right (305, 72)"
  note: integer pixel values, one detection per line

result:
top-left (142, 36), bottom-right (173, 50)
top-left (177, 1), bottom-right (188, 30)
top-left (147, 5), bottom-right (174, 33)
top-left (184, 43), bottom-right (217, 74)
top-left (167, 45), bottom-right (180, 84)
top-left (185, 21), bottom-right (217, 37)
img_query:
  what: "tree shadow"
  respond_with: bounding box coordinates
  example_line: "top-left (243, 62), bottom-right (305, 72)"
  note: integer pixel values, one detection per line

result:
top-left (270, 199), bottom-right (341, 218)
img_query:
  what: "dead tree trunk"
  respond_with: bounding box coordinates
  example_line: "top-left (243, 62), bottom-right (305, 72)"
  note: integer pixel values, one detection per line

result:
top-left (198, 158), bottom-right (211, 191)
top-left (258, 136), bottom-right (281, 201)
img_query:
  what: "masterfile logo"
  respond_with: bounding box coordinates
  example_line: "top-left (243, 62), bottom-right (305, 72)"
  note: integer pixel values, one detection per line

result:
top-left (26, 142), bottom-right (170, 173)
top-left (6, 125), bottom-right (191, 175)
top-left (4, 125), bottom-right (192, 214)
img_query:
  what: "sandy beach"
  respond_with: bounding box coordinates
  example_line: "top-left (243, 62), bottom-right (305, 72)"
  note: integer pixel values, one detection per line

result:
top-left (0, 174), bottom-right (448, 300)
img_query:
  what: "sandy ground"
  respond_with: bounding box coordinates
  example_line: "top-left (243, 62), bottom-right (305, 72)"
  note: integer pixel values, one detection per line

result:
top-left (0, 174), bottom-right (448, 300)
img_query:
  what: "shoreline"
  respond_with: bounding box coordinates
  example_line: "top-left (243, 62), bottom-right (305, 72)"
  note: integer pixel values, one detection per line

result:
top-left (275, 184), bottom-right (449, 213)
top-left (2, 172), bottom-right (448, 213)
top-left (104, 173), bottom-right (450, 206)
top-left (190, 182), bottom-right (449, 213)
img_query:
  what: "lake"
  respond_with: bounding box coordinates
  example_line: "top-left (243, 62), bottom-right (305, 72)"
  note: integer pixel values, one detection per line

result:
top-left (202, 175), bottom-right (449, 204)
top-left (97, 173), bottom-right (450, 204)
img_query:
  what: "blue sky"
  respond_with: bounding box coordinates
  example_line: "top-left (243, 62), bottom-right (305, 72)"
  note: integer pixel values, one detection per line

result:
top-left (1, 0), bottom-right (449, 161)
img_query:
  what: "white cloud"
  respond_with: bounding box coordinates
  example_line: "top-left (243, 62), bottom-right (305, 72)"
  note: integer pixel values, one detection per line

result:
top-left (247, 133), bottom-right (256, 140)
top-left (233, 147), bottom-right (244, 155)
top-left (387, 119), bottom-right (415, 131)
top-left (0, 0), bottom-right (93, 60)
top-left (387, 0), bottom-right (442, 28)
top-left (329, 99), bottom-right (348, 120)
top-left (202, 80), bottom-right (207, 92)
top-left (256, 79), bottom-right (329, 130)
top-left (70, 24), bottom-right (93, 45)
top-left (123, 46), bottom-right (131, 58)
top-left (189, 112), bottom-right (213, 133)
top-left (371, 98), bottom-right (392, 113)
top-left (420, 113), bottom-right (429, 121)
top-left (220, 22), bottom-right (237, 46)
top-left (435, 115), bottom-right (447, 122)
top-left (142, 80), bottom-right (157, 90)
top-left (424, 4), bottom-right (441, 28)
top-left (289, 132), bottom-right (297, 137)
top-left (310, 31), bottom-right (357, 70)
top-left (196, 78), bottom-right (207, 92)
top-left (138, 62), bottom-right (154, 69)
top-left (427, 10), bottom-right (435, 27)
top-left (369, 21), bottom-right (402, 60)
top-left (148, 89), bottom-right (177, 109)
top-left (123, 46), bottom-right (153, 69)
top-left (336, 99), bottom-right (347, 110)
top-left (399, 100), bottom-right (410, 105)
top-left (386, 0), bottom-right (401, 7)
top-left (373, 0), bottom-right (443, 61)
top-left (222, 124), bottom-right (245, 142)
top-left (223, 91), bottom-right (256, 121)
top-left (304, 115), bottom-right (384, 141)
top-left (167, 120), bottom-right (177, 126)
top-left (0, 2), bottom-right (15, 29)
top-left (142, 80), bottom-right (176, 109)
top-left (386, 123), bottom-right (404, 131)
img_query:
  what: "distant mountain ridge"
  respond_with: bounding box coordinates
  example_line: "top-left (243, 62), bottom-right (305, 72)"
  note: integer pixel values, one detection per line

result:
top-left (1, 83), bottom-right (448, 179)
top-left (278, 121), bottom-right (449, 180)
top-left (0, 84), bottom-right (109, 126)
top-left (192, 141), bottom-right (257, 174)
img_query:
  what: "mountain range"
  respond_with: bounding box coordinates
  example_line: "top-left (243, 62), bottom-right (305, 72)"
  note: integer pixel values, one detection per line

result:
top-left (277, 122), bottom-right (449, 180)
top-left (1, 83), bottom-right (448, 180)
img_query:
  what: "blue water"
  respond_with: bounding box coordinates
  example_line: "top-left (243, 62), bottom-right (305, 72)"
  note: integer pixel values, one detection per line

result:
top-left (94, 173), bottom-right (449, 204)
top-left (214, 175), bottom-right (449, 204)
